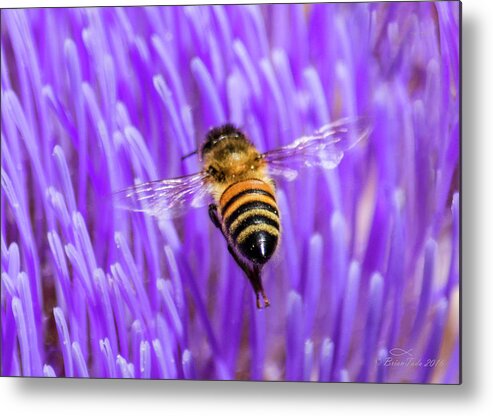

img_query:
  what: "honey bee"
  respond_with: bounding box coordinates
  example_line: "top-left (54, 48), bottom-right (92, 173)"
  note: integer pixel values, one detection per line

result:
top-left (114, 117), bottom-right (371, 309)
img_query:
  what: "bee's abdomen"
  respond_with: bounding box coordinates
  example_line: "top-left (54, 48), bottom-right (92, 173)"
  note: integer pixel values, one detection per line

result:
top-left (220, 179), bottom-right (280, 265)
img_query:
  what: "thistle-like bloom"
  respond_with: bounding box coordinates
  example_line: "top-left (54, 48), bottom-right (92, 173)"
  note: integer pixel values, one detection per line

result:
top-left (1, 2), bottom-right (460, 383)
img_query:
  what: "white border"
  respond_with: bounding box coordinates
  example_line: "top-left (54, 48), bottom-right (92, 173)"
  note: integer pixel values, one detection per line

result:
top-left (1, 0), bottom-right (492, 415)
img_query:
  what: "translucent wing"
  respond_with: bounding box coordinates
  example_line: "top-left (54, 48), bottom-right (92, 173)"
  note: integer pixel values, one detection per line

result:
top-left (262, 117), bottom-right (372, 181)
top-left (113, 171), bottom-right (212, 219)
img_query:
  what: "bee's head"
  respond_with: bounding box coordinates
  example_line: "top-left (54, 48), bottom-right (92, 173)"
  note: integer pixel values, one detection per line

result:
top-left (201, 124), bottom-right (244, 159)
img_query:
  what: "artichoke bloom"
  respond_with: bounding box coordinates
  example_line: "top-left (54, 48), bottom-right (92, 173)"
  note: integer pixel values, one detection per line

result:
top-left (1, 2), bottom-right (460, 383)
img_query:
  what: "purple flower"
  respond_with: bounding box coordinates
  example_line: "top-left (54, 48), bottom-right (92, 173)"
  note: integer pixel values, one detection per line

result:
top-left (1, 2), bottom-right (460, 383)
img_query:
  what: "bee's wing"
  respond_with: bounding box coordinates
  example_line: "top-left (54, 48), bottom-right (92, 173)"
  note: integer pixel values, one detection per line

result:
top-left (262, 117), bottom-right (372, 181)
top-left (113, 171), bottom-right (212, 219)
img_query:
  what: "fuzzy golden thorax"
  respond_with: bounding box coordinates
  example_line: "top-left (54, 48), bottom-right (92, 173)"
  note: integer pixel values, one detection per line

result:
top-left (202, 136), bottom-right (269, 196)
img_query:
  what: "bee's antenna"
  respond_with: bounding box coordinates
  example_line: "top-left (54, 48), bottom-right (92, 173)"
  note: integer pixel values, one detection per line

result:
top-left (181, 148), bottom-right (199, 161)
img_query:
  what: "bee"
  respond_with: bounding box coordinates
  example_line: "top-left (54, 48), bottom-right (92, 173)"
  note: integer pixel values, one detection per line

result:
top-left (114, 117), bottom-right (371, 309)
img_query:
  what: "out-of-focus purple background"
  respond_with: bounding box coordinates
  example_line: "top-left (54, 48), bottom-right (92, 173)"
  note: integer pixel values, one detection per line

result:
top-left (1, 2), bottom-right (459, 383)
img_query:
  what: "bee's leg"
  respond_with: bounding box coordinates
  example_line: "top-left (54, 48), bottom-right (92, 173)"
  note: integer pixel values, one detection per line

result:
top-left (254, 264), bottom-right (270, 308)
top-left (226, 245), bottom-right (270, 309)
top-left (209, 203), bottom-right (270, 309)
top-left (208, 204), bottom-right (221, 229)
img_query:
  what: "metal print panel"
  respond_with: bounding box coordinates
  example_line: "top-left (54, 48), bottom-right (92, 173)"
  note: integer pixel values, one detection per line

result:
top-left (0, 1), bottom-right (460, 383)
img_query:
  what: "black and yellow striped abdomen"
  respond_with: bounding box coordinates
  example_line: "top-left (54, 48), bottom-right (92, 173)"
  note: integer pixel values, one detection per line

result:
top-left (219, 179), bottom-right (280, 265)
